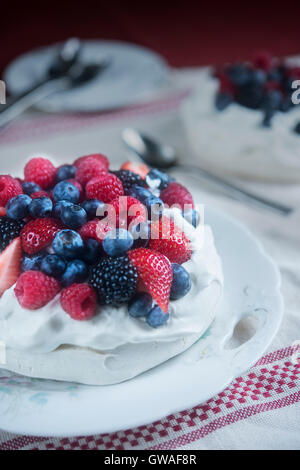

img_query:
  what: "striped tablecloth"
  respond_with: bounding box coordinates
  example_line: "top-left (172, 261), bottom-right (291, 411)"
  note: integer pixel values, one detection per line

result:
top-left (0, 68), bottom-right (299, 450)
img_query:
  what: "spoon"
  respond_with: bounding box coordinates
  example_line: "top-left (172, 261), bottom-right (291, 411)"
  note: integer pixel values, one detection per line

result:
top-left (122, 128), bottom-right (293, 216)
top-left (0, 39), bottom-right (109, 128)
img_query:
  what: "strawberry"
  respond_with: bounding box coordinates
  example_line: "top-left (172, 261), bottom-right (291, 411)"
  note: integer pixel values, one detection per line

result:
top-left (129, 248), bottom-right (172, 313)
top-left (0, 237), bottom-right (21, 297)
top-left (75, 157), bottom-right (107, 186)
top-left (60, 283), bottom-right (97, 321)
top-left (110, 196), bottom-right (147, 230)
top-left (74, 153), bottom-right (109, 171)
top-left (160, 182), bottom-right (194, 210)
top-left (15, 270), bottom-right (60, 310)
top-left (79, 219), bottom-right (114, 242)
top-left (149, 216), bottom-right (192, 264)
top-left (0, 175), bottom-right (23, 207)
top-left (86, 174), bottom-right (124, 203)
top-left (0, 207), bottom-right (6, 216)
top-left (24, 157), bottom-right (56, 189)
top-left (120, 161), bottom-right (149, 179)
top-left (21, 218), bottom-right (62, 254)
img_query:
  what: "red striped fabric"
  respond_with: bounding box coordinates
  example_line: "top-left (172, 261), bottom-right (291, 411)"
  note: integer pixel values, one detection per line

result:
top-left (0, 345), bottom-right (299, 450)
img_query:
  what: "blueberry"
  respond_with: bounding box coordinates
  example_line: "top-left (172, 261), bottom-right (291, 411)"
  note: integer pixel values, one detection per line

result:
top-left (227, 63), bottom-right (251, 86)
top-left (146, 306), bottom-right (170, 328)
top-left (81, 238), bottom-right (102, 264)
top-left (127, 185), bottom-right (152, 202)
top-left (182, 208), bottom-right (200, 228)
top-left (6, 194), bottom-right (31, 220)
top-left (61, 259), bottom-right (88, 287)
top-left (52, 229), bottom-right (84, 260)
top-left (128, 292), bottom-right (153, 318)
top-left (21, 253), bottom-right (44, 272)
top-left (22, 182), bottom-right (42, 196)
top-left (146, 169), bottom-right (173, 190)
top-left (41, 254), bottom-right (66, 278)
top-left (53, 181), bottom-right (79, 203)
top-left (262, 89), bottom-right (282, 111)
top-left (261, 108), bottom-right (275, 128)
top-left (215, 92), bottom-right (232, 111)
top-left (236, 82), bottom-right (264, 109)
top-left (250, 69), bottom-right (267, 86)
top-left (103, 229), bottom-right (134, 257)
top-left (170, 264), bottom-right (192, 300)
top-left (61, 204), bottom-right (87, 229)
top-left (56, 165), bottom-right (77, 182)
top-left (129, 221), bottom-right (150, 248)
top-left (144, 195), bottom-right (164, 218)
top-left (53, 200), bottom-right (73, 219)
top-left (294, 122), bottom-right (300, 135)
top-left (28, 197), bottom-right (53, 218)
top-left (80, 199), bottom-right (105, 219)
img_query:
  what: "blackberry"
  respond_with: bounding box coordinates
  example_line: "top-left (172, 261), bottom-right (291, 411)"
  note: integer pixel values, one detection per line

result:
top-left (0, 216), bottom-right (24, 253)
top-left (111, 170), bottom-right (146, 194)
top-left (89, 255), bottom-right (138, 305)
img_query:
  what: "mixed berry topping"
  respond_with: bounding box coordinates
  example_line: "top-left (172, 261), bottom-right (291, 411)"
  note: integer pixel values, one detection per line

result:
top-left (214, 51), bottom-right (300, 131)
top-left (0, 154), bottom-right (198, 328)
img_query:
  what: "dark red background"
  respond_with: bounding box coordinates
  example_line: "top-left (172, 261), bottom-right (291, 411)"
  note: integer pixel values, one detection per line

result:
top-left (1, 0), bottom-right (300, 73)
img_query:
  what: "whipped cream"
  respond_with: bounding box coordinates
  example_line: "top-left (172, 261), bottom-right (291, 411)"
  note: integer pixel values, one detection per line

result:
top-left (0, 210), bottom-right (223, 385)
top-left (182, 71), bottom-right (300, 183)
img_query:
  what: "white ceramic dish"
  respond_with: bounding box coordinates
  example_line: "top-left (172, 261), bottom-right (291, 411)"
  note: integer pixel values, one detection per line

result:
top-left (0, 206), bottom-right (283, 437)
top-left (4, 40), bottom-right (168, 112)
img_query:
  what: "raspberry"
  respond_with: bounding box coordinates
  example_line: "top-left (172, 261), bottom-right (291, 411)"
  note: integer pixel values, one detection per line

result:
top-left (86, 174), bottom-right (124, 203)
top-left (111, 170), bottom-right (146, 194)
top-left (110, 196), bottom-right (147, 229)
top-left (60, 283), bottom-right (97, 321)
top-left (149, 216), bottom-right (192, 265)
top-left (79, 219), bottom-right (114, 242)
top-left (160, 182), bottom-right (194, 210)
top-left (31, 190), bottom-right (50, 199)
top-left (120, 161), bottom-right (149, 179)
top-left (0, 216), bottom-right (24, 253)
top-left (75, 157), bottom-right (107, 186)
top-left (24, 157), bottom-right (56, 189)
top-left (67, 179), bottom-right (84, 201)
top-left (129, 248), bottom-right (172, 313)
top-left (89, 255), bottom-right (138, 305)
top-left (21, 218), bottom-right (62, 254)
top-left (253, 50), bottom-right (273, 71)
top-left (74, 153), bottom-right (109, 171)
top-left (0, 175), bottom-right (23, 207)
top-left (15, 270), bottom-right (60, 310)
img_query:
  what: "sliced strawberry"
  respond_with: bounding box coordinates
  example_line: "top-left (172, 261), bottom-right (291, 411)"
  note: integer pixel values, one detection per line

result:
top-left (120, 161), bottom-right (149, 180)
top-left (110, 196), bottom-right (147, 230)
top-left (129, 248), bottom-right (172, 313)
top-left (149, 216), bottom-right (192, 264)
top-left (0, 237), bottom-right (21, 297)
top-left (79, 219), bottom-right (114, 242)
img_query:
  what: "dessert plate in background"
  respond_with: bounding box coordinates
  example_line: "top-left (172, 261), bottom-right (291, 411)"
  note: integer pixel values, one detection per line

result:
top-left (0, 205), bottom-right (283, 437)
top-left (3, 40), bottom-right (168, 112)
top-left (181, 66), bottom-right (300, 183)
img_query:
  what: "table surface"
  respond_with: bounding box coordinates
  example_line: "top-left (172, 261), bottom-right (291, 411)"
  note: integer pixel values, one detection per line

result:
top-left (0, 68), bottom-right (299, 450)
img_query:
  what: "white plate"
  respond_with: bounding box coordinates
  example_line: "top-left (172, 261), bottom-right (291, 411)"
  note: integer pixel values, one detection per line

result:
top-left (3, 40), bottom-right (168, 112)
top-left (0, 206), bottom-right (283, 437)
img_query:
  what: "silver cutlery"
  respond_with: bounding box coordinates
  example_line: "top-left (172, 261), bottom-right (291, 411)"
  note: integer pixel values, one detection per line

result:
top-left (122, 128), bottom-right (293, 216)
top-left (0, 38), bottom-right (109, 128)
